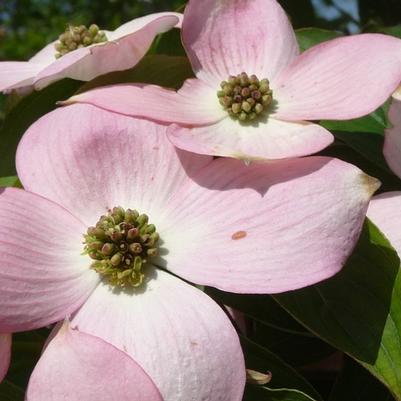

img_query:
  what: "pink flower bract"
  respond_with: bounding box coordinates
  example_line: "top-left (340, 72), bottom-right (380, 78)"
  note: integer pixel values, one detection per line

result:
top-left (0, 12), bottom-right (182, 92)
top-left (0, 104), bottom-right (379, 399)
top-left (68, 0), bottom-right (401, 160)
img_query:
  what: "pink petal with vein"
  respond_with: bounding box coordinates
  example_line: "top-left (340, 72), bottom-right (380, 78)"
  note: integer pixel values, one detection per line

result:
top-left (67, 79), bottom-right (226, 125)
top-left (0, 62), bottom-right (44, 92)
top-left (160, 157), bottom-right (380, 293)
top-left (72, 269), bottom-right (245, 401)
top-left (274, 34), bottom-right (401, 120)
top-left (17, 104), bottom-right (212, 226)
top-left (27, 322), bottom-right (163, 401)
top-left (0, 188), bottom-right (99, 332)
top-left (182, 0), bottom-right (299, 84)
top-left (34, 14), bottom-right (180, 89)
top-left (168, 116), bottom-right (334, 159)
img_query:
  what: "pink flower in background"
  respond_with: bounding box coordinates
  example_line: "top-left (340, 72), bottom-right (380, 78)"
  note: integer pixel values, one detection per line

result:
top-left (384, 99), bottom-right (401, 179)
top-left (0, 12), bottom-right (181, 92)
top-left (68, 0), bottom-right (401, 160)
top-left (0, 104), bottom-right (378, 400)
top-left (0, 333), bottom-right (11, 383)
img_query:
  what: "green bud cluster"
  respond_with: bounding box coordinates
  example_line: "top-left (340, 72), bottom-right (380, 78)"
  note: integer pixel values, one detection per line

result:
top-left (83, 207), bottom-right (159, 288)
top-left (217, 72), bottom-right (273, 122)
top-left (54, 24), bottom-right (107, 59)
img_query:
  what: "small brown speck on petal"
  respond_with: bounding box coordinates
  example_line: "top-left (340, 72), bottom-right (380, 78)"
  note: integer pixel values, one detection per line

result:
top-left (232, 230), bottom-right (247, 240)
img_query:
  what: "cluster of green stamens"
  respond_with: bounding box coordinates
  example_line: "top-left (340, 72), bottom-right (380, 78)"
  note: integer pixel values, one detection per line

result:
top-left (83, 207), bottom-right (159, 288)
top-left (54, 24), bottom-right (107, 58)
top-left (217, 72), bottom-right (273, 121)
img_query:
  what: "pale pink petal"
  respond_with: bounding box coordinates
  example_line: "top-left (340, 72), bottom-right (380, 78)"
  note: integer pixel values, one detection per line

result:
top-left (182, 0), bottom-right (299, 84)
top-left (367, 192), bottom-right (401, 255)
top-left (17, 104), bottom-right (212, 226)
top-left (0, 333), bottom-right (11, 383)
top-left (274, 34), bottom-right (401, 120)
top-left (384, 99), bottom-right (401, 179)
top-left (29, 41), bottom-right (57, 65)
top-left (66, 79), bottom-right (226, 125)
top-left (168, 116), bottom-right (334, 159)
top-left (72, 269), bottom-right (245, 401)
top-left (109, 12), bottom-right (182, 39)
top-left (159, 157), bottom-right (380, 293)
top-left (225, 307), bottom-right (247, 334)
top-left (34, 14), bottom-right (180, 90)
top-left (0, 62), bottom-right (44, 92)
top-left (0, 188), bottom-right (99, 332)
top-left (26, 322), bottom-right (163, 401)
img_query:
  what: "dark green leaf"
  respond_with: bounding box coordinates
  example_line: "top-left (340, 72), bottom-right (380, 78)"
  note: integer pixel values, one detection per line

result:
top-left (0, 380), bottom-right (24, 401)
top-left (244, 385), bottom-right (317, 401)
top-left (242, 337), bottom-right (322, 400)
top-left (78, 54), bottom-right (194, 93)
top-left (329, 357), bottom-right (393, 401)
top-left (274, 220), bottom-right (401, 400)
top-left (321, 105), bottom-right (388, 135)
top-left (380, 25), bottom-right (401, 39)
top-left (0, 79), bottom-right (82, 176)
top-left (0, 176), bottom-right (21, 188)
top-left (295, 28), bottom-right (343, 52)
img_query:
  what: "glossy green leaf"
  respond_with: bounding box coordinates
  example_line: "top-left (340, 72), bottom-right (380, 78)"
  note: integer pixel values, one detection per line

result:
top-left (274, 220), bottom-right (401, 400)
top-left (329, 357), bottom-right (393, 401)
top-left (0, 380), bottom-right (24, 401)
top-left (78, 54), bottom-right (194, 93)
top-left (242, 337), bottom-right (322, 400)
top-left (321, 105), bottom-right (388, 135)
top-left (295, 28), bottom-right (343, 52)
top-left (0, 79), bottom-right (82, 176)
top-left (0, 176), bottom-right (21, 188)
top-left (244, 385), bottom-right (317, 401)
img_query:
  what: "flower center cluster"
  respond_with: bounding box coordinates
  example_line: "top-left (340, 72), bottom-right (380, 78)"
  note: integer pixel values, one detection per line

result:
top-left (83, 207), bottom-right (159, 288)
top-left (54, 24), bottom-right (107, 59)
top-left (217, 72), bottom-right (273, 122)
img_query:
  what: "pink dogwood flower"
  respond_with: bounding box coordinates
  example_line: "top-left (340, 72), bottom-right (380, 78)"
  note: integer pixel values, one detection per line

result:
top-left (0, 104), bottom-right (378, 400)
top-left (383, 99), bottom-right (401, 179)
top-left (0, 333), bottom-right (11, 383)
top-left (67, 0), bottom-right (401, 160)
top-left (0, 12), bottom-right (182, 92)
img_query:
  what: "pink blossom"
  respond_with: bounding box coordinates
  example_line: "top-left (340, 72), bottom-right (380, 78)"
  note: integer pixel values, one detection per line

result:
top-left (0, 104), bottom-right (378, 400)
top-left (67, 0), bottom-right (401, 160)
top-left (0, 12), bottom-right (182, 92)
top-left (0, 333), bottom-right (11, 383)
top-left (384, 99), bottom-right (401, 179)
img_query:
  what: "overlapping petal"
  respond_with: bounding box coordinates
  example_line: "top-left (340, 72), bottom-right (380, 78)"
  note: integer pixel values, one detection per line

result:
top-left (274, 34), bottom-right (401, 121)
top-left (34, 13), bottom-right (181, 89)
top-left (0, 188), bottom-right (99, 332)
top-left (182, 0), bottom-right (299, 84)
top-left (383, 99), bottom-right (401, 179)
top-left (0, 62), bottom-right (45, 92)
top-left (0, 333), bottom-right (11, 383)
top-left (26, 323), bottom-right (163, 401)
top-left (159, 157), bottom-right (380, 293)
top-left (18, 104), bottom-right (379, 294)
top-left (168, 116), bottom-right (334, 160)
top-left (71, 269), bottom-right (245, 401)
top-left (0, 13), bottom-right (181, 92)
top-left (66, 79), bottom-right (226, 125)
top-left (367, 192), bottom-right (401, 255)
top-left (17, 104), bottom-right (212, 226)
